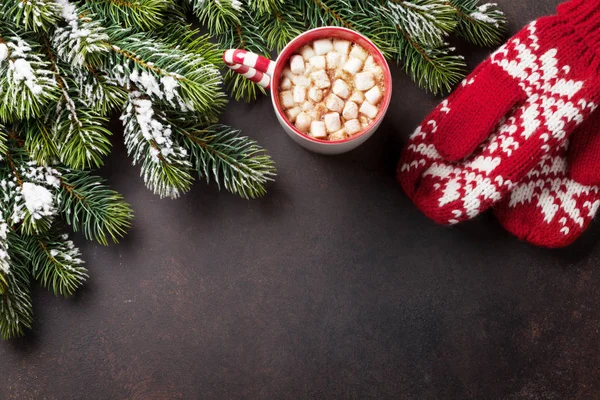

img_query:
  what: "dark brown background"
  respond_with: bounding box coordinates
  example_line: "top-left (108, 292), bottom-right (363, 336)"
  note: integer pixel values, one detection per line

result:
top-left (3, 1), bottom-right (600, 399)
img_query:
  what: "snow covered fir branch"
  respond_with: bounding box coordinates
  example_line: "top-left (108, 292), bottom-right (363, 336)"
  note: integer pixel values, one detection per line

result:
top-left (0, 0), bottom-right (280, 338)
top-left (192, 0), bottom-right (507, 99)
top-left (0, 0), bottom-right (277, 200)
top-left (0, 125), bottom-right (133, 339)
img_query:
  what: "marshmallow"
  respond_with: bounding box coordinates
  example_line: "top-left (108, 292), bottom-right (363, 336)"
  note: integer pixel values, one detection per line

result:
top-left (311, 69), bottom-right (331, 89)
top-left (325, 93), bottom-right (344, 113)
top-left (364, 56), bottom-right (384, 80)
top-left (360, 115), bottom-right (370, 129)
top-left (333, 39), bottom-right (351, 55)
top-left (313, 39), bottom-right (333, 55)
top-left (280, 77), bottom-right (292, 90)
top-left (324, 112), bottom-right (342, 132)
top-left (282, 67), bottom-right (295, 80)
top-left (308, 87), bottom-right (323, 102)
top-left (286, 106), bottom-right (302, 123)
top-left (370, 66), bottom-right (384, 81)
top-left (335, 69), bottom-right (353, 83)
top-left (293, 75), bottom-right (311, 87)
top-left (299, 45), bottom-right (315, 61)
top-left (310, 120), bottom-right (327, 138)
top-left (343, 57), bottom-right (363, 74)
top-left (332, 79), bottom-right (351, 99)
top-left (349, 91), bottom-right (365, 104)
top-left (280, 90), bottom-right (294, 108)
top-left (359, 101), bottom-right (378, 118)
top-left (295, 112), bottom-right (312, 132)
top-left (355, 71), bottom-right (375, 91)
top-left (290, 55), bottom-right (305, 74)
top-left (309, 55), bottom-right (326, 70)
top-left (342, 101), bottom-right (359, 120)
top-left (307, 109), bottom-right (319, 120)
top-left (329, 128), bottom-right (347, 141)
top-left (345, 119), bottom-right (362, 135)
top-left (350, 44), bottom-right (369, 61)
top-left (364, 55), bottom-right (377, 70)
top-left (365, 86), bottom-right (383, 105)
top-left (326, 51), bottom-right (344, 70)
top-left (313, 103), bottom-right (327, 120)
top-left (293, 86), bottom-right (306, 103)
top-left (302, 100), bottom-right (315, 111)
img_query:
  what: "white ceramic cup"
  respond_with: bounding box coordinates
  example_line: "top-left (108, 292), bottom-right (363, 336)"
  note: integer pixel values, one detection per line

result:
top-left (223, 27), bottom-right (392, 155)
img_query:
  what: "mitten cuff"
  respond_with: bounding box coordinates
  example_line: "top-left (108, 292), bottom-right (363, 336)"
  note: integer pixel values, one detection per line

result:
top-left (557, 0), bottom-right (600, 49)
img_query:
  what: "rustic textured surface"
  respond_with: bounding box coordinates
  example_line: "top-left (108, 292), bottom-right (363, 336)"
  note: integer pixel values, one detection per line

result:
top-left (4, 1), bottom-right (600, 399)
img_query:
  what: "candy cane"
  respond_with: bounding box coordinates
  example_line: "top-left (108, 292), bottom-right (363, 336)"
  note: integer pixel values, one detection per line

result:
top-left (225, 63), bottom-right (271, 89)
top-left (223, 49), bottom-right (276, 89)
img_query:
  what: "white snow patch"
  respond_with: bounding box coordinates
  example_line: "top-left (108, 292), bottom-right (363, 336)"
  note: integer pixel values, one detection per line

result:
top-left (22, 182), bottom-right (54, 218)
top-left (161, 76), bottom-right (179, 102)
top-left (12, 58), bottom-right (43, 94)
top-left (0, 44), bottom-right (8, 62)
top-left (45, 174), bottom-right (61, 187)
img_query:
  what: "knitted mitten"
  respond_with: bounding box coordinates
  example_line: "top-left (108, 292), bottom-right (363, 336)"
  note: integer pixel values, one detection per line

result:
top-left (494, 111), bottom-right (600, 248)
top-left (397, 0), bottom-right (600, 225)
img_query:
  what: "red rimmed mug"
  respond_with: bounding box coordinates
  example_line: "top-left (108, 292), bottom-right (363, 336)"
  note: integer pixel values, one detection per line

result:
top-left (223, 27), bottom-right (392, 155)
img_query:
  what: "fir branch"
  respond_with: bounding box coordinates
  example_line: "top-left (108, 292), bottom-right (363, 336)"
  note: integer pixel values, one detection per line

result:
top-left (256, 3), bottom-right (305, 52)
top-left (0, 239), bottom-right (33, 339)
top-left (449, 0), bottom-right (506, 47)
top-left (162, 0), bottom-right (189, 23)
top-left (53, 107), bottom-right (113, 170)
top-left (381, 0), bottom-right (457, 47)
top-left (1, 141), bottom-right (61, 236)
top-left (0, 215), bottom-right (11, 276)
top-left (104, 28), bottom-right (226, 116)
top-left (9, 160), bottom-right (61, 236)
top-left (366, 1), bottom-right (466, 94)
top-left (247, 0), bottom-right (284, 14)
top-left (58, 169), bottom-right (133, 245)
top-left (0, 150), bottom-right (33, 339)
top-left (301, 0), bottom-right (355, 29)
top-left (51, 1), bottom-right (111, 68)
top-left (212, 9), bottom-right (269, 54)
top-left (0, 28), bottom-right (60, 121)
top-left (121, 92), bottom-right (194, 198)
top-left (176, 123), bottom-right (276, 199)
top-left (39, 38), bottom-right (114, 170)
top-left (21, 119), bottom-right (60, 165)
top-left (156, 23), bottom-right (224, 67)
top-left (26, 231), bottom-right (87, 296)
top-left (0, 134), bottom-right (132, 336)
top-left (225, 70), bottom-right (267, 103)
top-left (400, 40), bottom-right (466, 95)
top-left (86, 0), bottom-right (172, 31)
top-left (1, 0), bottom-right (60, 32)
top-left (0, 123), bottom-right (8, 156)
top-left (71, 66), bottom-right (128, 115)
top-left (191, 0), bottom-right (243, 35)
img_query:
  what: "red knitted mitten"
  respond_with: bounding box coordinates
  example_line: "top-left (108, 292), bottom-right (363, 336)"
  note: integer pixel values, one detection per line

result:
top-left (397, 0), bottom-right (600, 225)
top-left (494, 111), bottom-right (600, 248)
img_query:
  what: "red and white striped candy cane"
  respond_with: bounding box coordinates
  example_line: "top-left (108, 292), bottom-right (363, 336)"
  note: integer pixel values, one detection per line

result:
top-left (223, 49), bottom-right (276, 89)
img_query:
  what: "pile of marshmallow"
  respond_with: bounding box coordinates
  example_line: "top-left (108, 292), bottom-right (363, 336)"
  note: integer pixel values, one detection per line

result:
top-left (278, 38), bottom-right (385, 141)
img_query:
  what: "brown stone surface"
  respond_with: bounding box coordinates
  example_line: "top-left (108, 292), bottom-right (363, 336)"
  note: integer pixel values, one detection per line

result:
top-left (4, 1), bottom-right (600, 399)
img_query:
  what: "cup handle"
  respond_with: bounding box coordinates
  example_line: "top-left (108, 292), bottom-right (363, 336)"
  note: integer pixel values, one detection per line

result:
top-left (223, 49), bottom-right (276, 89)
